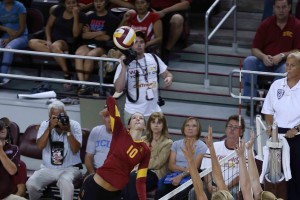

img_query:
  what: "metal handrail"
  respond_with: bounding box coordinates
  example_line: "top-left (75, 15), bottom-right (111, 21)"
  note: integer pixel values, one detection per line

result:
top-left (0, 48), bottom-right (118, 89)
top-left (204, 0), bottom-right (237, 88)
top-left (229, 69), bottom-right (286, 127)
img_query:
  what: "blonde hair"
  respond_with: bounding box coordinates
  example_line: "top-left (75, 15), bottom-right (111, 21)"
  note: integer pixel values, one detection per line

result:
top-left (211, 190), bottom-right (234, 200)
top-left (287, 51), bottom-right (300, 64)
top-left (260, 191), bottom-right (283, 200)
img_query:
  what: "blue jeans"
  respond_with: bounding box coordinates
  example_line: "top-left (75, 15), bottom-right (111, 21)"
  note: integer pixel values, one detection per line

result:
top-left (242, 56), bottom-right (285, 103)
top-left (0, 35), bottom-right (28, 81)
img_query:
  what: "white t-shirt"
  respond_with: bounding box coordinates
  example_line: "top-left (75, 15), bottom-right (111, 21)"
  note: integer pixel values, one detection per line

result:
top-left (86, 125), bottom-right (112, 169)
top-left (262, 77), bottom-right (300, 129)
top-left (114, 53), bottom-right (167, 116)
top-left (201, 141), bottom-right (239, 185)
top-left (37, 119), bottom-right (82, 169)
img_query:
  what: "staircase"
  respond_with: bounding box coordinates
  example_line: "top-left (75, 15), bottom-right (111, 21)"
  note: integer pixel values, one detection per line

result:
top-left (160, 0), bottom-right (267, 140)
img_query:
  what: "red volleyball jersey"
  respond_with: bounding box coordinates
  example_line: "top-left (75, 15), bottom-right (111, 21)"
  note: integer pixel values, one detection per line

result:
top-left (128, 12), bottom-right (160, 42)
top-left (96, 97), bottom-right (150, 200)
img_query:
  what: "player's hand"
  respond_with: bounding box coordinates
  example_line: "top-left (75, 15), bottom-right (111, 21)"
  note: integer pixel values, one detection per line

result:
top-left (246, 131), bottom-right (255, 150)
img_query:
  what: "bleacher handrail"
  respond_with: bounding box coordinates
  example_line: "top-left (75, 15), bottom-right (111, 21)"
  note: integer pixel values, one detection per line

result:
top-left (229, 69), bottom-right (286, 101)
top-left (229, 69), bottom-right (286, 127)
top-left (0, 47), bottom-right (118, 88)
top-left (159, 151), bottom-right (237, 200)
top-left (204, 0), bottom-right (237, 88)
top-left (0, 47), bottom-right (119, 62)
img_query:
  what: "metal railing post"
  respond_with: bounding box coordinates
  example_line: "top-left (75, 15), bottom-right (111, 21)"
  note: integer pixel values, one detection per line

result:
top-left (232, 0), bottom-right (238, 52)
top-left (204, 0), bottom-right (237, 89)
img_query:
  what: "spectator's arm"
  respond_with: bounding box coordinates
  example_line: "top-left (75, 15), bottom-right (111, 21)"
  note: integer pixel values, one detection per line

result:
top-left (160, 70), bottom-right (173, 88)
top-left (159, 0), bottom-right (190, 16)
top-left (45, 15), bottom-right (56, 42)
top-left (37, 126), bottom-right (51, 150)
top-left (72, 7), bottom-right (83, 37)
top-left (168, 151), bottom-right (186, 172)
top-left (0, 143), bottom-right (17, 175)
top-left (11, 13), bottom-right (26, 40)
top-left (145, 20), bottom-right (162, 48)
top-left (110, 0), bottom-right (135, 9)
top-left (84, 153), bottom-right (96, 174)
top-left (251, 48), bottom-right (266, 61)
top-left (15, 184), bottom-right (26, 197)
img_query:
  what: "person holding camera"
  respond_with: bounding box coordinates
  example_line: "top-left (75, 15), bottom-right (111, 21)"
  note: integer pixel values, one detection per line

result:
top-left (114, 31), bottom-right (173, 124)
top-left (26, 100), bottom-right (83, 200)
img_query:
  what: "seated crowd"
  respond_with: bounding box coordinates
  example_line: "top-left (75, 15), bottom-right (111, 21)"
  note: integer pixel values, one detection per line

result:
top-left (0, 97), bottom-right (289, 200)
top-left (0, 0), bottom-right (190, 93)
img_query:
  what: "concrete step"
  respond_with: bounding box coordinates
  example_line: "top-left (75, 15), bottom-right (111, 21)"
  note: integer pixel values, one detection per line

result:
top-left (188, 28), bottom-right (255, 48)
top-left (160, 82), bottom-right (239, 106)
top-left (161, 100), bottom-right (245, 134)
top-left (180, 44), bottom-right (250, 64)
top-left (168, 60), bottom-right (240, 87)
top-left (210, 11), bottom-right (262, 31)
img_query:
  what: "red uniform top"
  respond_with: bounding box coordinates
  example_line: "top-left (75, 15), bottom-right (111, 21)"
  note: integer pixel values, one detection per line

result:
top-left (128, 11), bottom-right (160, 42)
top-left (151, 0), bottom-right (192, 11)
top-left (96, 97), bottom-right (150, 200)
top-left (252, 15), bottom-right (300, 55)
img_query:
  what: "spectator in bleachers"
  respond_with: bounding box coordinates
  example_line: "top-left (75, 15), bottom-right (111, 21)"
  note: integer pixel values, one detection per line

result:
top-left (26, 100), bottom-right (83, 200)
top-left (261, 51), bottom-right (300, 200)
top-left (183, 126), bottom-right (234, 200)
top-left (154, 117), bottom-right (207, 200)
top-left (120, 0), bottom-right (163, 54)
top-left (122, 112), bottom-right (173, 200)
top-left (196, 115), bottom-right (245, 199)
top-left (114, 31), bottom-right (173, 124)
top-left (243, 0), bottom-right (300, 116)
top-left (0, 0), bottom-right (28, 86)
top-left (236, 132), bottom-right (284, 200)
top-left (150, 0), bottom-right (191, 64)
top-left (0, 117), bottom-right (27, 198)
top-left (0, 120), bottom-right (27, 200)
top-left (84, 106), bottom-right (112, 176)
top-left (262, 0), bottom-right (300, 21)
top-left (28, 0), bottom-right (86, 91)
top-left (75, 0), bottom-right (120, 95)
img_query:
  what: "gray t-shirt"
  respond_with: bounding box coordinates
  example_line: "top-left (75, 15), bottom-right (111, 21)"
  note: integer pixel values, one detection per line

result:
top-left (171, 139), bottom-right (207, 168)
top-left (86, 125), bottom-right (112, 169)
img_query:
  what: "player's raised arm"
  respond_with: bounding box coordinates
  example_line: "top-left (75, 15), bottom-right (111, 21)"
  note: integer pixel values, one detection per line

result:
top-left (106, 96), bottom-right (125, 136)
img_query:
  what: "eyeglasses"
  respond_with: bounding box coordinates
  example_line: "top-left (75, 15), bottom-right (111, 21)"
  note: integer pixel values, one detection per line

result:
top-left (226, 125), bottom-right (241, 130)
